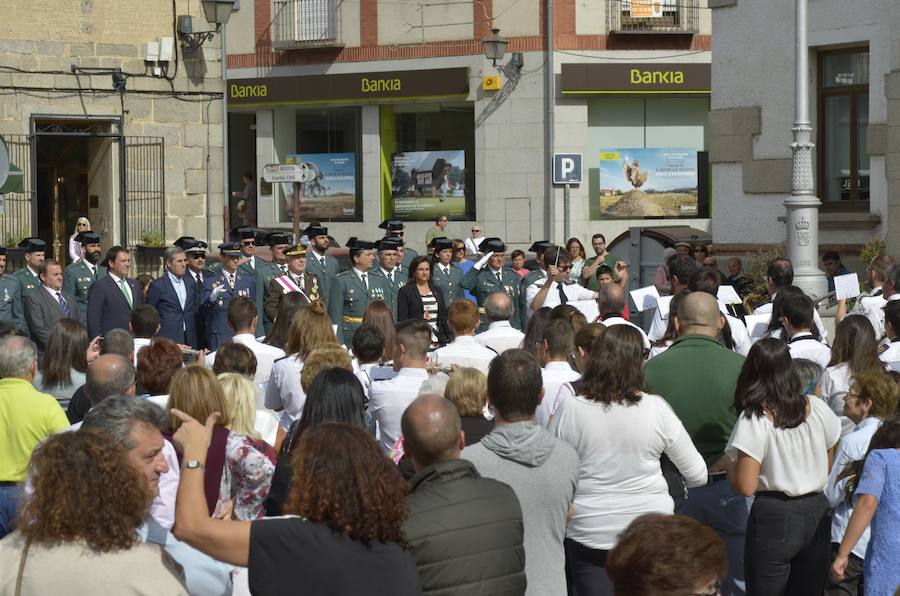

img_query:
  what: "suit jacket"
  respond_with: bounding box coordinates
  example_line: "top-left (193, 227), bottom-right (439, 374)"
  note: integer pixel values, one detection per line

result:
top-left (25, 287), bottom-right (81, 354)
top-left (397, 282), bottom-right (450, 344)
top-left (202, 270), bottom-right (256, 350)
top-left (147, 272), bottom-right (199, 348)
top-left (186, 268), bottom-right (217, 349)
top-left (263, 271), bottom-right (321, 323)
top-left (87, 274), bottom-right (143, 338)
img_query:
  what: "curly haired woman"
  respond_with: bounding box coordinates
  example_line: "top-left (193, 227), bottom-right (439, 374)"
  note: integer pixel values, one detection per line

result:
top-left (0, 430), bottom-right (188, 594)
top-left (172, 420), bottom-right (421, 595)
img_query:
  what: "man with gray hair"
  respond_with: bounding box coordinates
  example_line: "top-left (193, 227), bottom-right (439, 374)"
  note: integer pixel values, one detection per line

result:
top-left (65, 352), bottom-right (137, 425)
top-left (82, 397), bottom-right (232, 595)
top-left (147, 246), bottom-right (199, 348)
top-left (101, 327), bottom-right (135, 360)
top-left (0, 335), bottom-right (69, 537)
top-left (475, 291), bottom-right (526, 354)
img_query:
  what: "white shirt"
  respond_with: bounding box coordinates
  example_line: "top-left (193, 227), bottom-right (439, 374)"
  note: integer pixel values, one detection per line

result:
top-left (133, 337), bottom-right (152, 366)
top-left (525, 278), bottom-right (596, 311)
top-left (550, 392), bottom-right (707, 550)
top-left (878, 338), bottom-right (900, 365)
top-left (371, 367), bottom-right (430, 453)
top-left (206, 333), bottom-right (286, 395)
top-left (820, 361), bottom-right (852, 417)
top-left (824, 417), bottom-right (881, 559)
top-left (107, 271), bottom-right (134, 306)
top-left (166, 270), bottom-right (187, 311)
top-left (475, 321), bottom-right (525, 354)
top-left (726, 395), bottom-right (842, 496)
top-left (536, 361), bottom-right (580, 427)
top-left (464, 236), bottom-right (485, 256)
top-left (599, 315), bottom-right (651, 349)
top-left (787, 332), bottom-right (832, 369)
top-left (753, 299), bottom-right (829, 341)
top-left (725, 313), bottom-right (752, 356)
top-left (264, 354), bottom-right (304, 430)
top-left (848, 288), bottom-right (886, 338)
top-left (354, 362), bottom-right (379, 402)
top-left (430, 335), bottom-right (498, 377)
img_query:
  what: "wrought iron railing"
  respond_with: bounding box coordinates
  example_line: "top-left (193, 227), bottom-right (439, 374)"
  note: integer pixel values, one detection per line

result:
top-left (0, 134), bottom-right (34, 252)
top-left (272, 0), bottom-right (341, 49)
top-left (608, 0), bottom-right (699, 34)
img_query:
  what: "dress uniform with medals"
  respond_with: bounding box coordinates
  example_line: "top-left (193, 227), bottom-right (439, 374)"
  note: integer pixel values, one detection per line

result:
top-left (264, 243), bottom-right (322, 323)
top-left (177, 237), bottom-right (217, 349)
top-left (62, 232), bottom-right (106, 324)
top-left (519, 241), bottom-right (553, 329)
top-left (430, 237), bottom-right (464, 304)
top-left (328, 238), bottom-right (390, 345)
top-left (0, 246), bottom-right (28, 335)
top-left (368, 237), bottom-right (405, 317)
top-left (11, 238), bottom-right (45, 295)
top-left (304, 224), bottom-right (341, 301)
top-left (379, 219), bottom-right (418, 270)
top-left (202, 242), bottom-right (257, 350)
top-left (460, 237), bottom-right (523, 330)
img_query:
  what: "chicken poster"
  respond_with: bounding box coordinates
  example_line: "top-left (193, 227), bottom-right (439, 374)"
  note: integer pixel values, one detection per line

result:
top-left (596, 148), bottom-right (698, 218)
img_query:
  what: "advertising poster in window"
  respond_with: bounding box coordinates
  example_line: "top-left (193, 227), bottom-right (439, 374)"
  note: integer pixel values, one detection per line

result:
top-left (596, 148), bottom-right (699, 219)
top-left (277, 153), bottom-right (357, 222)
top-left (390, 150), bottom-right (466, 220)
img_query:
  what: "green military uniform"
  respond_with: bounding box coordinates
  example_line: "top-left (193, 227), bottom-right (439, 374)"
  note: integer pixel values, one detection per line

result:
top-left (400, 247), bottom-right (418, 270)
top-left (432, 262), bottom-right (464, 304)
top-left (11, 267), bottom-right (40, 295)
top-left (369, 267), bottom-right (404, 317)
top-left (460, 265), bottom-right (523, 330)
top-left (0, 273), bottom-right (27, 335)
top-left (256, 259), bottom-right (288, 331)
top-left (582, 253), bottom-right (621, 291)
top-left (63, 260), bottom-right (105, 325)
top-left (328, 268), bottom-right (391, 345)
top-left (519, 268), bottom-right (546, 329)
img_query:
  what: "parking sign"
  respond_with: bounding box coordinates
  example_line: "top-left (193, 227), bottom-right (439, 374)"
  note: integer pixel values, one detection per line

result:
top-left (553, 153), bottom-right (582, 185)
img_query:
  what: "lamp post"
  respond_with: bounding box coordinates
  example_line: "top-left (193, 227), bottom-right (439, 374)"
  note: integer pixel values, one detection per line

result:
top-left (785, 0), bottom-right (827, 298)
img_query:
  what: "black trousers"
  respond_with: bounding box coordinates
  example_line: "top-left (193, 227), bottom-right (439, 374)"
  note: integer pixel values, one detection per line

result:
top-left (564, 538), bottom-right (613, 596)
top-left (744, 491), bottom-right (831, 596)
top-left (824, 542), bottom-right (865, 596)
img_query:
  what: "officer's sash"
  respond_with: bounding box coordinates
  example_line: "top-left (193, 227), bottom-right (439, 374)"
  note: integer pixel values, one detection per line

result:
top-left (274, 274), bottom-right (310, 302)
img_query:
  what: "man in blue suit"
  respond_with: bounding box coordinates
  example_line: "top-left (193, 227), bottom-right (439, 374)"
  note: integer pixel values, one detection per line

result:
top-left (202, 242), bottom-right (256, 350)
top-left (146, 245), bottom-right (198, 348)
top-left (87, 245), bottom-right (143, 338)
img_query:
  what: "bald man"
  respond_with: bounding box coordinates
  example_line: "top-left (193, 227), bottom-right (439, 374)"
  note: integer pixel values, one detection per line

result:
top-left (401, 394), bottom-right (526, 595)
top-left (475, 291), bottom-right (525, 354)
top-left (65, 353), bottom-right (136, 425)
top-left (596, 283), bottom-right (650, 349)
top-left (643, 291), bottom-right (748, 595)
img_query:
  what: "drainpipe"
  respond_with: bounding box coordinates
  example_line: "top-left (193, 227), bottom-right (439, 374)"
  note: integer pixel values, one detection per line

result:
top-left (544, 0), bottom-right (555, 241)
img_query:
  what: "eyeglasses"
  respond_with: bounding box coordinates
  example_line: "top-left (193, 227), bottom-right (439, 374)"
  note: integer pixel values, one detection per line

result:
top-left (694, 248), bottom-right (707, 253)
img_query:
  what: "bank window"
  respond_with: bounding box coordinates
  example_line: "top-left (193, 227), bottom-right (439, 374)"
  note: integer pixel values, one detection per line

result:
top-left (818, 48), bottom-right (869, 208)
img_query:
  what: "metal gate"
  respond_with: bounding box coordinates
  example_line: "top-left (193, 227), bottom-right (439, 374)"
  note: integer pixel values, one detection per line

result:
top-left (124, 136), bottom-right (165, 248)
top-left (0, 134), bottom-right (35, 248)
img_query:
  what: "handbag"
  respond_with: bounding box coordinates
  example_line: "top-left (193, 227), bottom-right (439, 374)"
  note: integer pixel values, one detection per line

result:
top-left (15, 537), bottom-right (32, 596)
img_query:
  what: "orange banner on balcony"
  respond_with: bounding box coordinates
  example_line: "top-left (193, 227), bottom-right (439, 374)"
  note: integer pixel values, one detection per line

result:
top-left (630, 0), bottom-right (663, 17)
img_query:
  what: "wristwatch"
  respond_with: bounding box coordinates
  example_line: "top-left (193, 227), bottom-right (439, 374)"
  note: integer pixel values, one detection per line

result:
top-left (182, 460), bottom-right (205, 471)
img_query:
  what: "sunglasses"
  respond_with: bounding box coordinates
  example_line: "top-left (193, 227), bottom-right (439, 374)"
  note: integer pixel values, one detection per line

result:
top-left (242, 241), bottom-right (256, 246)
top-left (472, 229), bottom-right (481, 233)
top-left (188, 254), bottom-right (206, 259)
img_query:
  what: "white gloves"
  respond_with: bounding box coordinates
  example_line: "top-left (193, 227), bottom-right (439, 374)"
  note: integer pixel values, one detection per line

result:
top-left (474, 251), bottom-right (494, 270)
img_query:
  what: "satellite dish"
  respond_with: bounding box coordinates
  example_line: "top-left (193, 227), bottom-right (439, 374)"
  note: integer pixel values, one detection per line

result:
top-left (0, 135), bottom-right (9, 190)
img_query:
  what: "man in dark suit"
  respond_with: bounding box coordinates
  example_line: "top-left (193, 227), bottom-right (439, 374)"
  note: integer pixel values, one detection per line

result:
top-left (263, 243), bottom-right (322, 324)
top-left (87, 245), bottom-right (143, 338)
top-left (146, 245), bottom-right (198, 348)
top-left (203, 242), bottom-right (256, 350)
top-left (176, 237), bottom-right (216, 348)
top-left (24, 259), bottom-right (80, 355)
top-left (304, 224), bottom-right (340, 300)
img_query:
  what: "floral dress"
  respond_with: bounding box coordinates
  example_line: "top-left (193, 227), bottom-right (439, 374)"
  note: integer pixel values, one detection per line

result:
top-left (217, 431), bottom-right (276, 520)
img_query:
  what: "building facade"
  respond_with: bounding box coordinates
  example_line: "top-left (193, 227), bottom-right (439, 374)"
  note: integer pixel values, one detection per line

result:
top-left (225, 0), bottom-right (712, 255)
top-left (0, 0), bottom-right (226, 268)
top-left (710, 0), bottom-right (896, 259)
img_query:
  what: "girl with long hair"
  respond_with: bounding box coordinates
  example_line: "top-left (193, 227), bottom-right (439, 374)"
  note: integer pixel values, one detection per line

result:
top-left (33, 318), bottom-right (95, 409)
top-left (821, 314), bottom-right (884, 417)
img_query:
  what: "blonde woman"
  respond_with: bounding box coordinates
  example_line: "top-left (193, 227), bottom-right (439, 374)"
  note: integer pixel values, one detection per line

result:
top-left (445, 367), bottom-right (494, 445)
top-left (69, 217), bottom-right (91, 262)
top-left (168, 365), bottom-right (275, 520)
top-left (219, 372), bottom-right (280, 449)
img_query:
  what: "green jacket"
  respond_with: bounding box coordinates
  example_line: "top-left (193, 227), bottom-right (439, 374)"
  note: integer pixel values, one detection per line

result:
top-left (643, 334), bottom-right (745, 466)
top-left (63, 260), bottom-right (106, 325)
top-left (403, 459), bottom-right (526, 596)
top-left (10, 267), bottom-right (40, 294)
top-left (0, 274), bottom-right (27, 335)
top-left (327, 269), bottom-right (391, 345)
top-left (460, 266), bottom-right (523, 330)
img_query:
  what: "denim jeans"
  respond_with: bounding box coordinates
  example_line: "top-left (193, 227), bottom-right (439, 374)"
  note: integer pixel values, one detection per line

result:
top-left (744, 492), bottom-right (830, 596)
top-left (676, 478), bottom-right (752, 596)
top-left (0, 484), bottom-right (21, 539)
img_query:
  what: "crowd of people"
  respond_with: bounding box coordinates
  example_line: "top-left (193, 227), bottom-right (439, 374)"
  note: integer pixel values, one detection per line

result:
top-left (1, 218), bottom-right (899, 596)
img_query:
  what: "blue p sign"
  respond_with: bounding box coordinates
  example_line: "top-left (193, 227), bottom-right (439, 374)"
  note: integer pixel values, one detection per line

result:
top-left (553, 153), bottom-right (582, 185)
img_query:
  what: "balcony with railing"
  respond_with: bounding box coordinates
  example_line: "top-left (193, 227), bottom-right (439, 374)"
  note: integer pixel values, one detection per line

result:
top-left (272, 0), bottom-right (342, 49)
top-left (607, 0), bottom-right (699, 35)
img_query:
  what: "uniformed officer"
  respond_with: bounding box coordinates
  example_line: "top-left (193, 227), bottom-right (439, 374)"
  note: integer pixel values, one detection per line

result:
top-left (379, 219), bottom-right (418, 269)
top-left (264, 243), bottom-right (322, 323)
top-left (202, 242), bottom-right (256, 350)
top-left (519, 241), bottom-right (554, 329)
top-left (328, 238), bottom-right (390, 345)
top-left (178, 237), bottom-right (216, 349)
top-left (62, 231), bottom-right (105, 324)
top-left (11, 238), bottom-right (45, 294)
top-left (369, 237), bottom-right (404, 317)
top-left (256, 231), bottom-right (293, 334)
top-left (460, 237), bottom-right (523, 330)
top-left (304, 224), bottom-right (341, 300)
top-left (429, 237), bottom-right (464, 304)
top-left (0, 246), bottom-right (28, 335)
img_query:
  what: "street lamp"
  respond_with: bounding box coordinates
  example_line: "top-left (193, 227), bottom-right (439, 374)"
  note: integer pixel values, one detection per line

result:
top-left (482, 28), bottom-right (509, 67)
top-left (178, 0), bottom-right (236, 52)
top-left (784, 0), bottom-right (827, 298)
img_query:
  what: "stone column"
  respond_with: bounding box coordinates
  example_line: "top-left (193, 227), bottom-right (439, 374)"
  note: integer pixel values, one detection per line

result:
top-left (784, 0), bottom-right (827, 298)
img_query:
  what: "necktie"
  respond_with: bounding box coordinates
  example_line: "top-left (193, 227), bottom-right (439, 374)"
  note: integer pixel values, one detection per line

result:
top-left (196, 272), bottom-right (203, 287)
top-left (443, 266), bottom-right (449, 276)
top-left (118, 278), bottom-right (132, 308)
top-left (496, 271), bottom-right (502, 285)
top-left (57, 292), bottom-right (70, 316)
top-left (388, 270), bottom-right (393, 284)
top-left (227, 273), bottom-right (235, 289)
top-left (361, 273), bottom-right (369, 293)
top-left (320, 257), bottom-right (326, 270)
top-left (557, 282), bottom-right (568, 305)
